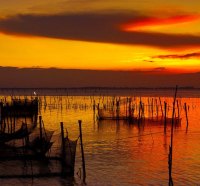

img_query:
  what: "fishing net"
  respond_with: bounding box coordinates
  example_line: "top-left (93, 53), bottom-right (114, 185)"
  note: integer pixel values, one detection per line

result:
top-left (0, 115), bottom-right (38, 143)
top-left (64, 137), bottom-right (78, 172)
top-left (28, 129), bottom-right (54, 156)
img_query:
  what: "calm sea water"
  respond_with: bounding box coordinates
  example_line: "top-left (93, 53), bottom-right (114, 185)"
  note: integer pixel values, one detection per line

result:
top-left (0, 89), bottom-right (200, 186)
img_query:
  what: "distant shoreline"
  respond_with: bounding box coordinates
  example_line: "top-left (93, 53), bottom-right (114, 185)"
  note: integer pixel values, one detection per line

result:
top-left (0, 86), bottom-right (198, 90)
top-left (0, 87), bottom-right (199, 97)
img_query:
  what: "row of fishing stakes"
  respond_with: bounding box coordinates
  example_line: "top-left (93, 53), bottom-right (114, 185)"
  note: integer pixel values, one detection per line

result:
top-left (0, 95), bottom-right (189, 135)
top-left (96, 95), bottom-right (189, 132)
top-left (91, 88), bottom-right (190, 186)
top-left (12, 94), bottom-right (187, 135)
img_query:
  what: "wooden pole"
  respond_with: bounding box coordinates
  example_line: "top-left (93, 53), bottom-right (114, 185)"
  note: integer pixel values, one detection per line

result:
top-left (159, 97), bottom-right (163, 117)
top-left (25, 123), bottom-right (29, 146)
top-left (116, 100), bottom-right (120, 120)
top-left (148, 98), bottom-right (150, 118)
top-left (39, 116), bottom-right (42, 140)
top-left (60, 122), bottom-right (66, 158)
top-left (0, 103), bottom-right (2, 124)
top-left (184, 103), bottom-right (189, 131)
top-left (78, 120), bottom-right (86, 183)
top-left (126, 97), bottom-right (128, 118)
top-left (141, 102), bottom-right (145, 119)
top-left (138, 101), bottom-right (141, 124)
top-left (151, 98), bottom-right (154, 119)
top-left (168, 146), bottom-right (173, 186)
top-left (169, 85), bottom-right (178, 186)
top-left (176, 100), bottom-right (180, 120)
top-left (60, 122), bottom-right (67, 176)
top-left (164, 102), bottom-right (167, 134)
top-left (93, 100), bottom-right (96, 110)
top-left (171, 86), bottom-right (178, 153)
top-left (13, 116), bottom-right (16, 132)
top-left (93, 100), bottom-right (96, 122)
top-left (156, 99), bottom-right (159, 120)
top-left (128, 98), bottom-right (131, 119)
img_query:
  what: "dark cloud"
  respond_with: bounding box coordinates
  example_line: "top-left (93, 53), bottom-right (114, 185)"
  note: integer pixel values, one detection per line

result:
top-left (0, 13), bottom-right (200, 48)
top-left (153, 52), bottom-right (200, 59)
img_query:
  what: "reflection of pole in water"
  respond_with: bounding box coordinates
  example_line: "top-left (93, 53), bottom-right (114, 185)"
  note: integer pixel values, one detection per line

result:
top-left (93, 100), bottom-right (96, 131)
top-left (116, 100), bottom-right (120, 120)
top-left (116, 119), bottom-right (120, 134)
top-left (163, 132), bottom-right (168, 152)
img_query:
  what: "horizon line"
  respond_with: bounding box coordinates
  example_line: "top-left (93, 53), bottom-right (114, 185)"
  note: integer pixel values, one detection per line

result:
top-left (0, 86), bottom-right (198, 90)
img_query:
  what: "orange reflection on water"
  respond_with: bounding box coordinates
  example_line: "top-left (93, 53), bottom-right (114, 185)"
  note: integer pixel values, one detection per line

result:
top-left (0, 94), bottom-right (200, 185)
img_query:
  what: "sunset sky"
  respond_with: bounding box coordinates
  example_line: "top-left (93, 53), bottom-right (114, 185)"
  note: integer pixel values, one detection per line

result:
top-left (0, 0), bottom-right (200, 73)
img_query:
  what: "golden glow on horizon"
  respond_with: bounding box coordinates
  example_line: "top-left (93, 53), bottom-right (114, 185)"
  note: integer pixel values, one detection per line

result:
top-left (0, 33), bottom-right (200, 73)
top-left (0, 1), bottom-right (200, 74)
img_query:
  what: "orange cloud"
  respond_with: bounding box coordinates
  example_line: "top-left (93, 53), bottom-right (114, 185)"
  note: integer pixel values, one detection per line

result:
top-left (122, 14), bottom-right (200, 31)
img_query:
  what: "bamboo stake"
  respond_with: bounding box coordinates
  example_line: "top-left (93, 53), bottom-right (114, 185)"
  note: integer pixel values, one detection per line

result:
top-left (78, 120), bottom-right (86, 183)
top-left (151, 98), bottom-right (154, 119)
top-left (60, 122), bottom-right (65, 157)
top-left (164, 102), bottom-right (167, 134)
top-left (184, 103), bottom-right (189, 131)
top-left (169, 85), bottom-right (178, 186)
top-left (159, 97), bottom-right (163, 117)
top-left (39, 116), bottom-right (42, 140)
top-left (138, 101), bottom-right (141, 125)
top-left (155, 99), bottom-right (159, 120)
top-left (176, 100), bottom-right (180, 120)
top-left (60, 122), bottom-right (67, 176)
